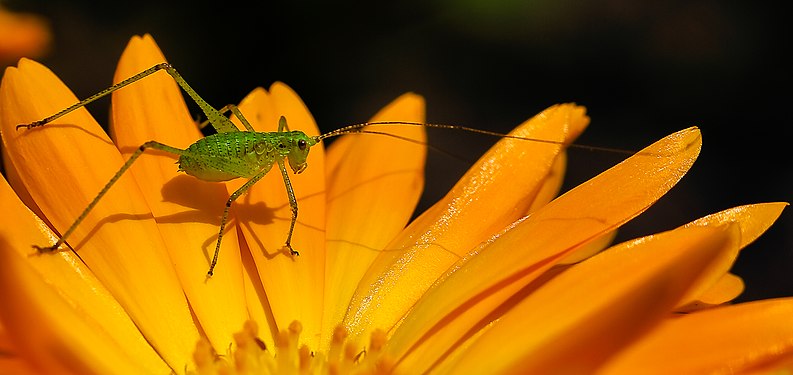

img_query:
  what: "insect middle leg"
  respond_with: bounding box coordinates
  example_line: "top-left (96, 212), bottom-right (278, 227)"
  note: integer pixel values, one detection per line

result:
top-left (36, 141), bottom-right (188, 253)
top-left (278, 116), bottom-right (290, 132)
top-left (207, 160), bottom-right (300, 277)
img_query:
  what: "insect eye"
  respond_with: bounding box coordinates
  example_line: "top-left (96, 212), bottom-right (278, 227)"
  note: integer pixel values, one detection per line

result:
top-left (298, 139), bottom-right (307, 151)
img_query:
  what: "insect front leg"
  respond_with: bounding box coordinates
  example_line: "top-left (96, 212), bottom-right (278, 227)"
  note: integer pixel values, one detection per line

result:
top-left (276, 158), bottom-right (300, 257)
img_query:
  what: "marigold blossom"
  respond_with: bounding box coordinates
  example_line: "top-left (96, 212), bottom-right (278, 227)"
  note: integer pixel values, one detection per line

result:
top-left (0, 34), bottom-right (789, 375)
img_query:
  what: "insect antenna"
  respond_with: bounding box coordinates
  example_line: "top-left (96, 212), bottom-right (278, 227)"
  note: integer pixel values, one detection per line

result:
top-left (319, 128), bottom-right (472, 163)
top-left (316, 121), bottom-right (637, 156)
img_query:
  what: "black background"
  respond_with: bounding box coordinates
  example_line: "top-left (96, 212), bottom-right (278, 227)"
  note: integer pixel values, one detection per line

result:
top-left (3, 1), bottom-right (790, 302)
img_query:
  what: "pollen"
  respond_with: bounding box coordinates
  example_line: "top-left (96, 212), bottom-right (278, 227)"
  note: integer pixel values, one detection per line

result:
top-left (189, 321), bottom-right (396, 375)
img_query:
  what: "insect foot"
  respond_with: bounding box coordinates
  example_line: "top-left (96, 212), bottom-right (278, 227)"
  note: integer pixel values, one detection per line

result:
top-left (16, 119), bottom-right (46, 130)
top-left (285, 245), bottom-right (300, 257)
top-left (32, 244), bottom-right (61, 253)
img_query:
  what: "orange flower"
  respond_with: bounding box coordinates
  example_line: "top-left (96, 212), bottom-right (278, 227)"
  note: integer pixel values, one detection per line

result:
top-left (0, 6), bottom-right (50, 65)
top-left (0, 34), bottom-right (788, 374)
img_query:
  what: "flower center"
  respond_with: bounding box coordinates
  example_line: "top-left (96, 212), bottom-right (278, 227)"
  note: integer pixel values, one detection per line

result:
top-left (189, 320), bottom-right (394, 374)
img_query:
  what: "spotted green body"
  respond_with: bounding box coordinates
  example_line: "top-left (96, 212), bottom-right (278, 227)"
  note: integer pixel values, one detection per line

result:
top-left (179, 130), bottom-right (316, 182)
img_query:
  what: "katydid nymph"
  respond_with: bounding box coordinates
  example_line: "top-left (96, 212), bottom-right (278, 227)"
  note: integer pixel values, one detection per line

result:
top-left (16, 63), bottom-right (632, 277)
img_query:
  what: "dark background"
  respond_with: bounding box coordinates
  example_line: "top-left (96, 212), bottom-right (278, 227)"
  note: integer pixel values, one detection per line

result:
top-left (3, 1), bottom-right (790, 302)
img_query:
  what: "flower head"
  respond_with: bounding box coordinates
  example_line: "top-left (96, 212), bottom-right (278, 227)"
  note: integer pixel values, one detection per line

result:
top-left (0, 34), bottom-right (789, 374)
top-left (0, 5), bottom-right (50, 65)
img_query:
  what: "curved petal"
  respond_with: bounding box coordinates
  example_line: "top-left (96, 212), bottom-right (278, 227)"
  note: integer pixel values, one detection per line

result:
top-left (740, 351), bottom-right (793, 374)
top-left (0, 241), bottom-right (159, 375)
top-left (321, 93), bottom-right (426, 350)
top-left (345, 104), bottom-right (587, 341)
top-left (676, 202), bottom-right (787, 307)
top-left (110, 34), bottom-right (250, 351)
top-left (0, 173), bottom-right (169, 374)
top-left (0, 58), bottom-right (199, 369)
top-left (239, 232), bottom-right (279, 350)
top-left (448, 224), bottom-right (739, 374)
top-left (599, 297), bottom-right (793, 374)
top-left (0, 354), bottom-right (38, 375)
top-left (525, 151), bottom-right (566, 214)
top-left (558, 225), bottom-right (618, 265)
top-left (1, 131), bottom-right (43, 221)
top-left (231, 83), bottom-right (327, 350)
top-left (0, 321), bottom-right (36, 375)
top-left (678, 273), bottom-right (745, 312)
top-left (530, 116), bottom-right (617, 265)
top-left (387, 127), bottom-right (704, 372)
top-left (525, 103), bottom-right (588, 215)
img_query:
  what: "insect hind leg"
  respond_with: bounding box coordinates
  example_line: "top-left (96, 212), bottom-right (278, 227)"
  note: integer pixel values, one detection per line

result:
top-left (197, 104), bottom-right (255, 132)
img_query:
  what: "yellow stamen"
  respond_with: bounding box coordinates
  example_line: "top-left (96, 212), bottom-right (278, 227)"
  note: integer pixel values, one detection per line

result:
top-left (189, 321), bottom-right (399, 374)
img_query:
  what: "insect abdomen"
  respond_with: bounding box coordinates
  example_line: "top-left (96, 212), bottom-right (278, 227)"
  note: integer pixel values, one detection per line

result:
top-left (178, 132), bottom-right (277, 181)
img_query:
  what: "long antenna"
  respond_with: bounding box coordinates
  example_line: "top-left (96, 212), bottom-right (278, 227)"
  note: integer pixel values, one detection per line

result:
top-left (315, 121), bottom-right (636, 155)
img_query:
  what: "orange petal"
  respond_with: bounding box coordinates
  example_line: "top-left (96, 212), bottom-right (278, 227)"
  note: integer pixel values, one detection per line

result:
top-left (525, 102), bottom-right (588, 215)
top-left (697, 272), bottom-right (744, 304)
top-left (678, 273), bottom-right (745, 312)
top-left (0, 173), bottom-right (170, 373)
top-left (321, 93), bottom-right (426, 350)
top-left (740, 350), bottom-right (793, 374)
top-left (239, 233), bottom-right (279, 350)
top-left (110, 34), bottom-right (250, 351)
top-left (447, 224), bottom-right (738, 374)
top-left (558, 226), bottom-right (618, 265)
top-left (0, 355), bottom-right (38, 375)
top-left (2, 145), bottom-right (43, 226)
top-left (0, 7), bottom-right (50, 63)
top-left (0, 172), bottom-right (172, 374)
top-left (345, 104), bottom-right (586, 341)
top-left (0, 244), bottom-right (161, 374)
top-left (525, 150), bottom-right (566, 214)
top-left (676, 202), bottom-right (787, 307)
top-left (0, 58), bottom-right (199, 369)
top-left (387, 127), bottom-right (703, 372)
top-left (231, 83), bottom-right (327, 350)
top-left (530, 115), bottom-right (615, 264)
top-left (0, 321), bottom-right (39, 375)
top-left (599, 297), bottom-right (793, 374)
